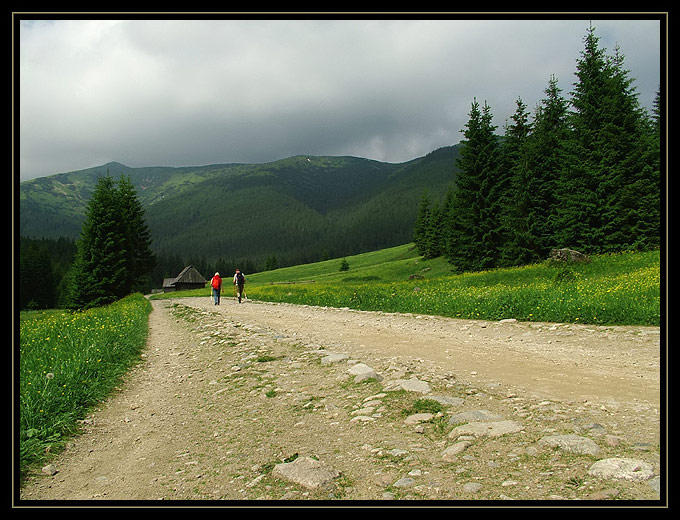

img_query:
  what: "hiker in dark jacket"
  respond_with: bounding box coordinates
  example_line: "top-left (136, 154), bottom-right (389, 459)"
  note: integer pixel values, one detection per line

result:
top-left (233, 268), bottom-right (246, 303)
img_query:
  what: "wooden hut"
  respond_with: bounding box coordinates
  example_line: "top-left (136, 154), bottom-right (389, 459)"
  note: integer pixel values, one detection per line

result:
top-left (162, 265), bottom-right (207, 293)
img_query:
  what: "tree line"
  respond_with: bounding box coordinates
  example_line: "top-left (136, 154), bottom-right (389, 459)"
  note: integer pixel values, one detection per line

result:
top-left (18, 232), bottom-right (266, 310)
top-left (19, 236), bottom-right (77, 310)
top-left (413, 25), bottom-right (661, 272)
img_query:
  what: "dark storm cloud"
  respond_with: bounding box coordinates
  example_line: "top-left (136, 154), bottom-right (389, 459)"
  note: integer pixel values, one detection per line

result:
top-left (18, 17), bottom-right (662, 181)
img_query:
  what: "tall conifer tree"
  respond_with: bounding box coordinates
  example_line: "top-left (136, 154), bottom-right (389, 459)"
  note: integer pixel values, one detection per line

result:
top-left (412, 191), bottom-right (431, 255)
top-left (117, 175), bottom-right (156, 293)
top-left (445, 99), bottom-right (500, 272)
top-left (525, 75), bottom-right (571, 257)
top-left (423, 201), bottom-right (445, 259)
top-left (498, 97), bottom-right (534, 267)
top-left (557, 25), bottom-right (660, 253)
top-left (556, 24), bottom-right (610, 253)
top-left (69, 176), bottom-right (128, 309)
top-left (601, 47), bottom-right (660, 251)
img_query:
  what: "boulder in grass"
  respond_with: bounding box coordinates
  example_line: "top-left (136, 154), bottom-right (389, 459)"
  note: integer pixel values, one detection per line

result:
top-left (549, 248), bottom-right (590, 263)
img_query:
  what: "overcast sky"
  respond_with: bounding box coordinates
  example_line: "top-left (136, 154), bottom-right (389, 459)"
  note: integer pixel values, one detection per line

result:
top-left (17, 15), bottom-right (663, 182)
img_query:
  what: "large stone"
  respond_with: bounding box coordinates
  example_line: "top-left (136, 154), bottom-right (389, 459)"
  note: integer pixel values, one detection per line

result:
top-left (393, 477), bottom-right (416, 488)
top-left (448, 409), bottom-right (504, 424)
top-left (320, 352), bottom-right (349, 365)
top-left (442, 441), bottom-right (472, 461)
top-left (539, 434), bottom-right (601, 456)
top-left (428, 396), bottom-right (464, 408)
top-left (588, 458), bottom-right (655, 482)
top-left (463, 482), bottom-right (483, 493)
top-left (272, 456), bottom-right (341, 489)
top-left (41, 464), bottom-right (57, 476)
top-left (347, 363), bottom-right (382, 383)
top-left (449, 420), bottom-right (523, 439)
top-left (549, 248), bottom-right (590, 263)
top-left (404, 413), bottom-right (434, 425)
top-left (384, 377), bottom-right (431, 394)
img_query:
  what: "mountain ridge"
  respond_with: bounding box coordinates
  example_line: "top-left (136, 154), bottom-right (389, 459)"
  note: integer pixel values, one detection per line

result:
top-left (19, 146), bottom-right (460, 267)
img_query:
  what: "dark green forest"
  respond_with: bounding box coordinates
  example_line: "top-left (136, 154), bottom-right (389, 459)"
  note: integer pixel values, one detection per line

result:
top-left (413, 26), bottom-right (661, 272)
top-left (147, 150), bottom-right (460, 269)
top-left (19, 236), bottom-right (76, 310)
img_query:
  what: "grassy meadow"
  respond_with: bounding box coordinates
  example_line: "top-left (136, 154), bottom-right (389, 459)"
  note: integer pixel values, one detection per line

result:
top-left (153, 244), bottom-right (661, 327)
top-left (17, 293), bottom-right (152, 478)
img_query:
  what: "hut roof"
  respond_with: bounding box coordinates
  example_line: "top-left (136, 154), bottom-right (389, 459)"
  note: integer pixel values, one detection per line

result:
top-left (175, 265), bottom-right (207, 284)
top-left (163, 265), bottom-right (207, 288)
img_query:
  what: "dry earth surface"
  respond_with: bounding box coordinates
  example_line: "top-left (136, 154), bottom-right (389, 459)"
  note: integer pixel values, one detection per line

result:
top-left (19, 295), bottom-right (665, 505)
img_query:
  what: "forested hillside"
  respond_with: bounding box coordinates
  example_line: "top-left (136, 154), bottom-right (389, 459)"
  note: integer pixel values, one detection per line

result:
top-left (19, 147), bottom-right (460, 275)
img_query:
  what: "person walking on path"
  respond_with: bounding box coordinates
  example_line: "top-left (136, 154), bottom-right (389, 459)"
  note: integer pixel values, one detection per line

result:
top-left (210, 272), bottom-right (222, 305)
top-left (233, 268), bottom-right (246, 303)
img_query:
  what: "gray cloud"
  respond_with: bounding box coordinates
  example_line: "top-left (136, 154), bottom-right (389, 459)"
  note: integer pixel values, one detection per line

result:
top-left (18, 17), bottom-right (662, 181)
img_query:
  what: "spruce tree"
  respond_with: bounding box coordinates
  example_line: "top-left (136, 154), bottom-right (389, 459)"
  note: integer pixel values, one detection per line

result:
top-left (445, 99), bottom-right (500, 272)
top-left (600, 47), bottom-right (660, 251)
top-left (525, 75), bottom-right (571, 257)
top-left (423, 201), bottom-right (444, 259)
top-left (651, 87), bottom-right (661, 132)
top-left (556, 24), bottom-right (610, 253)
top-left (117, 175), bottom-right (156, 293)
top-left (638, 87), bottom-right (662, 249)
top-left (557, 24), bottom-right (660, 253)
top-left (69, 176), bottom-right (128, 309)
top-left (498, 97), bottom-right (534, 267)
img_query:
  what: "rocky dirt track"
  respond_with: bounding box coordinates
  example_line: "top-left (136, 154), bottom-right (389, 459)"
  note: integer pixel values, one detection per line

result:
top-left (19, 296), bottom-right (664, 504)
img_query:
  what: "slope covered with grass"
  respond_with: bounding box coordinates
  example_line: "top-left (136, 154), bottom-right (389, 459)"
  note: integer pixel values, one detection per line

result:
top-left (153, 244), bottom-right (661, 326)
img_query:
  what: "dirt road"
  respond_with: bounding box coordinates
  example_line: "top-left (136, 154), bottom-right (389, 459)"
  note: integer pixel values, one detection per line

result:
top-left (19, 296), bottom-right (663, 503)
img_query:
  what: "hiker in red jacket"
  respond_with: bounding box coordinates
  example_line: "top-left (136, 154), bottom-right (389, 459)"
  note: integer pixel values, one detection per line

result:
top-left (210, 272), bottom-right (222, 305)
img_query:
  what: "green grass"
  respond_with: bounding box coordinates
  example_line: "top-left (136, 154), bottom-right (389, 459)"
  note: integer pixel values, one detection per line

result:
top-left (18, 293), bottom-right (152, 478)
top-left (151, 244), bottom-right (660, 327)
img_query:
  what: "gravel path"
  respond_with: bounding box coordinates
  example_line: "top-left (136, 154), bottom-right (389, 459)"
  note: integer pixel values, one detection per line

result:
top-left (19, 296), bottom-right (663, 503)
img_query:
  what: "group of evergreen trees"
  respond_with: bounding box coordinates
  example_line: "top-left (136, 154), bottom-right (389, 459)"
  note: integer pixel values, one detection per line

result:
top-left (413, 26), bottom-right (661, 272)
top-left (65, 175), bottom-right (156, 309)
